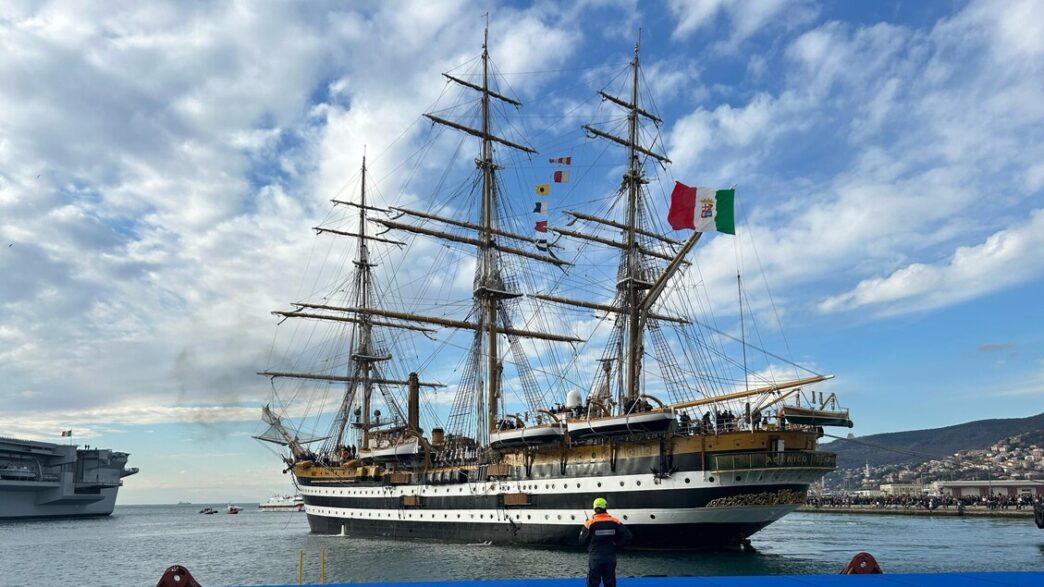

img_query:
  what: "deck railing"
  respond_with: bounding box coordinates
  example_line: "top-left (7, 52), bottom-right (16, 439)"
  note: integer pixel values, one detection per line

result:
top-left (709, 451), bottom-right (836, 472)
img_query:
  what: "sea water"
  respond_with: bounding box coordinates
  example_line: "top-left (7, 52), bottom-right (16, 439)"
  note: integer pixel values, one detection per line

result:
top-left (0, 505), bottom-right (1040, 586)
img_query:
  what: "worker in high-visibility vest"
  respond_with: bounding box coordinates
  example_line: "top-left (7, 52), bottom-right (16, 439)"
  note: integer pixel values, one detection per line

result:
top-left (579, 497), bottom-right (631, 587)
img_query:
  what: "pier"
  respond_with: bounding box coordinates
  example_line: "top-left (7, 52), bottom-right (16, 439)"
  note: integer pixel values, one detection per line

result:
top-left (201, 573), bottom-right (1044, 587)
top-left (798, 505), bottom-right (1034, 518)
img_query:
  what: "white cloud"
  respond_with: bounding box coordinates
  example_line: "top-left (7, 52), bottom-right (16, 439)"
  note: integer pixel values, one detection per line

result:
top-left (669, 91), bottom-right (798, 175)
top-left (662, 0), bottom-right (1044, 324)
top-left (3, 404), bottom-right (261, 441)
top-left (818, 209), bottom-right (1044, 315)
top-left (668, 0), bottom-right (816, 46)
top-left (2, 0), bottom-right (1043, 491)
top-left (669, 0), bottom-right (728, 38)
top-left (0, 1), bottom-right (590, 429)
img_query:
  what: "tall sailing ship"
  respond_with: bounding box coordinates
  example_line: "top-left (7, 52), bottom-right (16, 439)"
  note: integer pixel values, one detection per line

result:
top-left (256, 30), bottom-right (852, 549)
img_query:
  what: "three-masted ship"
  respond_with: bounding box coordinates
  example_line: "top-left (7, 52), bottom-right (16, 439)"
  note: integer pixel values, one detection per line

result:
top-left (256, 30), bottom-right (851, 549)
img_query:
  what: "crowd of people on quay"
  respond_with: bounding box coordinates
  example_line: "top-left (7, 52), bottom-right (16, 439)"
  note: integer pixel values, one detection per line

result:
top-left (807, 493), bottom-right (1041, 511)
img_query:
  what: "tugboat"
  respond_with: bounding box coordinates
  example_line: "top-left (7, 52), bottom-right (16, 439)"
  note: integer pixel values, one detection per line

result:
top-left (257, 27), bottom-right (850, 549)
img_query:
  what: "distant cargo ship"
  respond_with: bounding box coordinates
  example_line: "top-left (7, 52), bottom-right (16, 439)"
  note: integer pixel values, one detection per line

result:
top-left (0, 436), bottom-right (138, 519)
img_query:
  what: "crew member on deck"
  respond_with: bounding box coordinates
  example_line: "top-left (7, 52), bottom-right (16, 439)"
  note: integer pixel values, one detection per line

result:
top-left (579, 497), bottom-right (631, 587)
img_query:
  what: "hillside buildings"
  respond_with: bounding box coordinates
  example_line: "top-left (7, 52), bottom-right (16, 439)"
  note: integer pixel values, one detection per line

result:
top-left (826, 431), bottom-right (1043, 496)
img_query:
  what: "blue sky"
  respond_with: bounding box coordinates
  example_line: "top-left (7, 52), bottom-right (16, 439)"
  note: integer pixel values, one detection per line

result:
top-left (1, 0), bottom-right (1041, 504)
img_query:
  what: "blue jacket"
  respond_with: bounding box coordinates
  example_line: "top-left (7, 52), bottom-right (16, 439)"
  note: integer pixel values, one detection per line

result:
top-left (579, 511), bottom-right (632, 559)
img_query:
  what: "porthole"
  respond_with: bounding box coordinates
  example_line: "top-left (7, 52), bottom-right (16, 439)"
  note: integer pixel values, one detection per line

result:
top-left (557, 515), bottom-right (561, 520)
top-left (636, 481), bottom-right (641, 486)
top-left (544, 515), bottom-right (549, 520)
top-left (709, 476), bottom-right (715, 482)
top-left (684, 478), bottom-right (691, 484)
top-left (650, 514), bottom-right (656, 520)
top-left (576, 483), bottom-right (581, 488)
top-left (527, 515), bottom-right (532, 520)
top-left (570, 515), bottom-right (575, 520)
top-left (597, 482), bottom-right (602, 488)
top-left (619, 481), bottom-right (625, 487)
top-left (735, 475), bottom-right (742, 482)
top-left (623, 515), bottom-right (628, 520)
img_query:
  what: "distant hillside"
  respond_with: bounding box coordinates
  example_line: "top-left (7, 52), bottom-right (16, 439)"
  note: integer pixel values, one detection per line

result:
top-left (822, 412), bottom-right (1044, 470)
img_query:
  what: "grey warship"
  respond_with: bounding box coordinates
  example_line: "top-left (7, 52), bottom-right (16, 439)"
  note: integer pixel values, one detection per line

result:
top-left (0, 436), bottom-right (138, 519)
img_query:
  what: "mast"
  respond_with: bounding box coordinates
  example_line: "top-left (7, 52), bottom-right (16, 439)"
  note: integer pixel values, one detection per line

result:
top-left (362, 24), bottom-right (590, 444)
top-left (479, 26), bottom-right (499, 437)
top-left (266, 27), bottom-right (575, 453)
top-left (738, 272), bottom-right (748, 392)
top-left (357, 154), bottom-right (374, 449)
top-left (579, 36), bottom-right (672, 414)
top-left (622, 38), bottom-right (644, 410)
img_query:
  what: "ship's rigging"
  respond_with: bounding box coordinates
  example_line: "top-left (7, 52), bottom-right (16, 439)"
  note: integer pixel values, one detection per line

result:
top-left (258, 27), bottom-right (843, 466)
top-left (254, 26), bottom-right (854, 550)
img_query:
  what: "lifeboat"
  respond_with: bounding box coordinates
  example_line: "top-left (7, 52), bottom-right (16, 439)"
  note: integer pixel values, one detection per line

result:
top-left (358, 436), bottom-right (422, 462)
top-left (567, 409), bottom-right (676, 438)
top-left (781, 405), bottom-right (854, 428)
top-left (489, 421), bottom-right (566, 448)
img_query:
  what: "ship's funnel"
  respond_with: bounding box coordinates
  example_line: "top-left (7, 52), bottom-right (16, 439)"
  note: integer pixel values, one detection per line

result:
top-left (407, 372), bottom-right (420, 433)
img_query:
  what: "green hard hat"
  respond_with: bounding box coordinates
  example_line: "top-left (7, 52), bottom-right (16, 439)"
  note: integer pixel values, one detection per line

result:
top-left (593, 497), bottom-right (608, 510)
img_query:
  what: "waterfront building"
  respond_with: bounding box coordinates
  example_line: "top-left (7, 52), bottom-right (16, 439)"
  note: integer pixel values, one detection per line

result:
top-left (879, 483), bottom-right (924, 497)
top-left (934, 480), bottom-right (1043, 499)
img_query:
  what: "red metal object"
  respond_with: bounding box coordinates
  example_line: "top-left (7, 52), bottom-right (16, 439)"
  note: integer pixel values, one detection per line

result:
top-left (156, 565), bottom-right (202, 587)
top-left (840, 552), bottom-right (883, 574)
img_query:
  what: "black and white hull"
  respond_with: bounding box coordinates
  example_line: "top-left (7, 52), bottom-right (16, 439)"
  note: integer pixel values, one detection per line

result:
top-left (298, 466), bottom-right (820, 549)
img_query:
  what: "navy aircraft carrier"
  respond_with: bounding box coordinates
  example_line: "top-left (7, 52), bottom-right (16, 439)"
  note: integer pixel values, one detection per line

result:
top-left (0, 436), bottom-right (138, 519)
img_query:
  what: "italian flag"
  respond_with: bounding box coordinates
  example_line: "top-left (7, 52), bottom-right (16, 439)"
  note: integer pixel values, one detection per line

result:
top-left (667, 182), bottom-right (735, 234)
